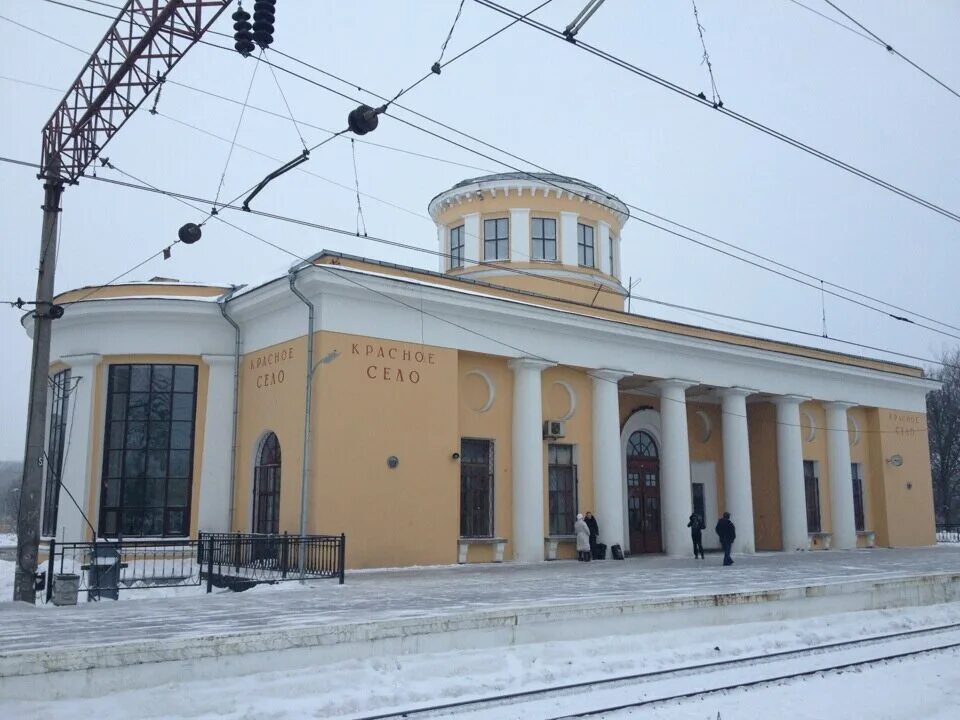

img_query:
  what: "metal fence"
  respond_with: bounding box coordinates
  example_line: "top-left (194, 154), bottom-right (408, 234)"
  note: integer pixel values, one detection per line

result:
top-left (936, 524), bottom-right (960, 543)
top-left (45, 532), bottom-right (345, 601)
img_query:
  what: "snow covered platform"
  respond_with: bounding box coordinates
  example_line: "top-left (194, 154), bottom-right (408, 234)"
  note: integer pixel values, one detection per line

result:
top-left (2, 546), bottom-right (959, 699)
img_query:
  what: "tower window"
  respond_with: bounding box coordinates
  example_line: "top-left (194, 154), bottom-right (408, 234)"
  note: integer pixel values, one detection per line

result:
top-left (483, 218), bottom-right (509, 261)
top-left (531, 217), bottom-right (557, 261)
top-left (578, 223), bottom-right (595, 267)
top-left (449, 225), bottom-right (464, 269)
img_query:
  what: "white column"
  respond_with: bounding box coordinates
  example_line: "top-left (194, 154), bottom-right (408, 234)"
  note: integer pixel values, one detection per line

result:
top-left (610, 234), bottom-right (620, 279)
top-left (57, 354), bottom-right (101, 541)
top-left (825, 401), bottom-right (857, 550)
top-left (598, 220), bottom-right (611, 274)
top-left (719, 388), bottom-right (756, 553)
top-left (560, 210), bottom-right (578, 267)
top-left (775, 395), bottom-right (810, 551)
top-left (509, 357), bottom-right (554, 561)
top-left (198, 355), bottom-right (235, 533)
top-left (463, 212), bottom-right (480, 267)
top-left (509, 208), bottom-right (530, 261)
top-left (436, 223), bottom-right (447, 272)
top-left (591, 369), bottom-right (631, 552)
top-left (653, 379), bottom-right (697, 556)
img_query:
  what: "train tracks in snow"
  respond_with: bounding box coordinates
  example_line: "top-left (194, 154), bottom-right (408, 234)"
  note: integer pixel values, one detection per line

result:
top-left (351, 621), bottom-right (960, 719)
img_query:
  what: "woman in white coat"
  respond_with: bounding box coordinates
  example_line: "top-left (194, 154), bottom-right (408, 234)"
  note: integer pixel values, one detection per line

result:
top-left (574, 513), bottom-right (591, 562)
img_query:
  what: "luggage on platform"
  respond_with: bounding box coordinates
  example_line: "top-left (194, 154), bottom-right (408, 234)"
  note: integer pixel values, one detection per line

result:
top-left (611, 544), bottom-right (624, 560)
top-left (593, 542), bottom-right (607, 560)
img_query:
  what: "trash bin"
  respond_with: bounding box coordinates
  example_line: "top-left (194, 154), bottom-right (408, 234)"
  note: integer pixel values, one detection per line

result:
top-left (87, 543), bottom-right (122, 601)
top-left (52, 573), bottom-right (80, 606)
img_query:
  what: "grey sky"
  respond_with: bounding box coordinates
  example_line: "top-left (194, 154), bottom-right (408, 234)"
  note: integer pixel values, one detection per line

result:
top-left (1, 0), bottom-right (958, 461)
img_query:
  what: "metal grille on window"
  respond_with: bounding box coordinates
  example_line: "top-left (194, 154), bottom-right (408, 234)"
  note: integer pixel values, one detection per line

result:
top-left (852, 462), bottom-right (865, 532)
top-left (483, 218), bottom-right (509, 261)
top-left (253, 432), bottom-right (282, 534)
top-left (460, 439), bottom-right (493, 537)
top-left (449, 224), bottom-right (465, 269)
top-left (99, 364), bottom-right (197, 537)
top-left (803, 460), bottom-right (821, 533)
top-left (548, 444), bottom-right (577, 535)
top-left (577, 223), bottom-right (595, 267)
top-left (42, 369), bottom-right (71, 537)
top-left (531, 217), bottom-right (557, 261)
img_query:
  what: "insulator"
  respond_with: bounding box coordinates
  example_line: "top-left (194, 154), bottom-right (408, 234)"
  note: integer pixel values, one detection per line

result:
top-left (252, 0), bottom-right (276, 49)
top-left (178, 223), bottom-right (202, 245)
top-left (233, 8), bottom-right (254, 57)
top-left (348, 105), bottom-right (379, 136)
top-left (47, 304), bottom-right (65, 320)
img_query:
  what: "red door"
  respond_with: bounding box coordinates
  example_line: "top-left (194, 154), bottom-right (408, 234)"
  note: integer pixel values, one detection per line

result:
top-left (626, 431), bottom-right (662, 554)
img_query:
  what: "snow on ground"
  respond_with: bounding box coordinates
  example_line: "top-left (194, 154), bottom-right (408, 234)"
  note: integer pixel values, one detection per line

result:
top-left (3, 602), bottom-right (960, 719)
top-left (0, 533), bottom-right (16, 547)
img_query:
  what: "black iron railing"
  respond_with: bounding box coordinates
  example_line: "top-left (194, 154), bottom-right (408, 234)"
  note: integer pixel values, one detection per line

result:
top-left (198, 532), bottom-right (345, 590)
top-left (45, 532), bottom-right (346, 601)
top-left (936, 524), bottom-right (960, 543)
top-left (45, 537), bottom-right (202, 602)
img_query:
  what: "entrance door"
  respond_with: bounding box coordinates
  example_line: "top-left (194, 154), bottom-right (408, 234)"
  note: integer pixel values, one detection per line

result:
top-left (626, 431), bottom-right (662, 553)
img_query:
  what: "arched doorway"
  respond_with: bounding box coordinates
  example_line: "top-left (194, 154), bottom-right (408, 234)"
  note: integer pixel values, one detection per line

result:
top-left (626, 430), bottom-right (662, 553)
top-left (253, 432), bottom-right (281, 534)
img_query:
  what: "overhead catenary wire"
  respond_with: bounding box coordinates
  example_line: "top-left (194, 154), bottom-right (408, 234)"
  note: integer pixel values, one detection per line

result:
top-left (212, 49), bottom-right (261, 210)
top-left (690, 0), bottom-right (722, 107)
top-left (351, 139), bottom-right (367, 237)
top-left (782, 0), bottom-right (884, 46)
top-left (434, 0), bottom-right (467, 70)
top-left (35, 0), bottom-right (960, 337)
top-left (821, 0), bottom-right (960, 102)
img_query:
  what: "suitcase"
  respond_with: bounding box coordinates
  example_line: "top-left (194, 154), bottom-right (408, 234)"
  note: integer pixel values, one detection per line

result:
top-left (611, 544), bottom-right (624, 560)
top-left (593, 542), bottom-right (607, 560)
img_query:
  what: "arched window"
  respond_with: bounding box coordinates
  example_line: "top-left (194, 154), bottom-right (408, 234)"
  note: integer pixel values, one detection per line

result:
top-left (627, 430), bottom-right (658, 459)
top-left (253, 432), bottom-right (281, 534)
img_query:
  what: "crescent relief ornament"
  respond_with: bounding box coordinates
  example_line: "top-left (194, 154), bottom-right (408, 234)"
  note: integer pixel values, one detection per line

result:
top-left (695, 410), bottom-right (712, 443)
top-left (465, 370), bottom-right (495, 413)
top-left (801, 410), bottom-right (816, 443)
top-left (552, 380), bottom-right (577, 422)
top-left (849, 416), bottom-right (861, 447)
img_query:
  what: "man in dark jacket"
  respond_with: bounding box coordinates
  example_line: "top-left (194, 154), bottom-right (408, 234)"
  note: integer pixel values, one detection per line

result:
top-left (687, 513), bottom-right (705, 559)
top-left (584, 512), bottom-right (600, 559)
top-left (715, 512), bottom-right (736, 566)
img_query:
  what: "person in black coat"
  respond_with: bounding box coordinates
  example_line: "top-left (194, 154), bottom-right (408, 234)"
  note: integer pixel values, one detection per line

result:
top-left (687, 513), bottom-right (705, 559)
top-left (584, 512), bottom-right (600, 559)
top-left (715, 512), bottom-right (736, 566)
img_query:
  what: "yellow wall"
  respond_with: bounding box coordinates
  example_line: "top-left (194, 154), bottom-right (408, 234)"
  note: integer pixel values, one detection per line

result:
top-left (748, 402), bottom-right (782, 550)
top-left (800, 402), bottom-right (831, 547)
top-left (458, 353), bottom-right (514, 562)
top-left (311, 331), bottom-right (460, 568)
top-left (449, 266), bottom-right (626, 310)
top-left (688, 402), bottom-right (726, 513)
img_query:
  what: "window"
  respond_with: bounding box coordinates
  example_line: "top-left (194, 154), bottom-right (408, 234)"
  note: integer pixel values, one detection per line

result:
top-left (483, 218), bottom-right (509, 260)
top-left (803, 460), bottom-right (821, 533)
top-left (852, 462), bottom-right (865, 532)
top-left (449, 225), bottom-right (464, 269)
top-left (691, 482), bottom-right (705, 524)
top-left (253, 432), bottom-right (282, 534)
top-left (460, 439), bottom-right (494, 537)
top-left (627, 431), bottom-right (658, 459)
top-left (99, 364), bottom-right (197, 537)
top-left (531, 217), bottom-right (557, 261)
top-left (42, 369), bottom-right (71, 537)
top-left (548, 444), bottom-right (577, 535)
top-left (577, 223), bottom-right (595, 267)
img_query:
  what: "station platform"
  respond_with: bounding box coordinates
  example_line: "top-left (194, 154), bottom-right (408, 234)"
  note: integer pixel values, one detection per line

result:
top-left (2, 546), bottom-right (959, 699)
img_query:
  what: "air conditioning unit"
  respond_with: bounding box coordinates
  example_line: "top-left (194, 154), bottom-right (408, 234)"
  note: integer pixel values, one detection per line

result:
top-left (543, 420), bottom-right (566, 439)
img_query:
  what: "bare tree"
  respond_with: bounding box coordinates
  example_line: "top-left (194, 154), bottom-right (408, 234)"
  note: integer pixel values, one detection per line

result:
top-left (928, 349), bottom-right (960, 524)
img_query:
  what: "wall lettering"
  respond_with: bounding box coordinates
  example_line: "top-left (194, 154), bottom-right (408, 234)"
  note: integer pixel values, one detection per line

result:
top-left (352, 342), bottom-right (433, 384)
top-left (249, 346), bottom-right (295, 390)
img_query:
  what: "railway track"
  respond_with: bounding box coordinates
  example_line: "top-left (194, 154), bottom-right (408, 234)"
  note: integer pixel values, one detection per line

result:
top-left (352, 621), bottom-right (960, 720)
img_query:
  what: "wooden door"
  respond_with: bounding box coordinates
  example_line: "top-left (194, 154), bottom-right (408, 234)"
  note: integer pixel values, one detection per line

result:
top-left (626, 431), bottom-right (662, 554)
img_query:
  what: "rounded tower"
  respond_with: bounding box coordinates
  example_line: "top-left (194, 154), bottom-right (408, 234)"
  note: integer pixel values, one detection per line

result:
top-left (428, 173), bottom-right (629, 310)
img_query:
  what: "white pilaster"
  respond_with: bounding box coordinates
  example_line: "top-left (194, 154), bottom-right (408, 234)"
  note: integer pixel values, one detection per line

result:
top-left (775, 395), bottom-right (810, 551)
top-left (437, 223), bottom-right (447, 272)
top-left (463, 212), bottom-right (480, 267)
top-left (653, 378), bottom-right (697, 557)
top-left (57, 354), bottom-right (101, 541)
top-left (198, 355), bottom-right (235, 533)
top-left (825, 401), bottom-right (857, 550)
top-left (560, 210), bottom-right (578, 267)
top-left (610, 234), bottom-right (620, 279)
top-left (509, 357), bottom-right (554, 561)
top-left (591, 369), bottom-right (631, 553)
top-left (598, 220), bottom-right (611, 275)
top-left (719, 387), bottom-right (756, 553)
top-left (509, 208), bottom-right (530, 261)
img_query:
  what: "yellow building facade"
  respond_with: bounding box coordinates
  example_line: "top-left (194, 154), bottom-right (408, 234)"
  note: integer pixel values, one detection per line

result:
top-left (31, 174), bottom-right (937, 568)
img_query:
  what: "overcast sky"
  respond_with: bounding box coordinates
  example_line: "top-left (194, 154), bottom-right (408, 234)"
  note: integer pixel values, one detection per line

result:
top-left (1, 0), bottom-right (958, 461)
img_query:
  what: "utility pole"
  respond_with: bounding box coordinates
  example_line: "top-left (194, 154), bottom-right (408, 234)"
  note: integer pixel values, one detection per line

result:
top-left (13, 0), bottom-right (231, 604)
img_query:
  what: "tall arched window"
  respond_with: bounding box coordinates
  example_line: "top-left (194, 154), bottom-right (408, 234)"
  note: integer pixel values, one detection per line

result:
top-left (627, 431), bottom-right (658, 459)
top-left (253, 432), bottom-right (281, 534)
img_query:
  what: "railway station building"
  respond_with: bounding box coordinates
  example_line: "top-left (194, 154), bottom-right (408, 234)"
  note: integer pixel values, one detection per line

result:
top-left (30, 173), bottom-right (938, 568)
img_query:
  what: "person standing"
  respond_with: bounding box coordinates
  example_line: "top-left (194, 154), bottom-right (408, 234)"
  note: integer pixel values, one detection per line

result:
top-left (715, 512), bottom-right (736, 566)
top-left (584, 511), bottom-right (600, 559)
top-left (687, 513), bottom-right (705, 559)
top-left (574, 513), bottom-right (591, 562)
